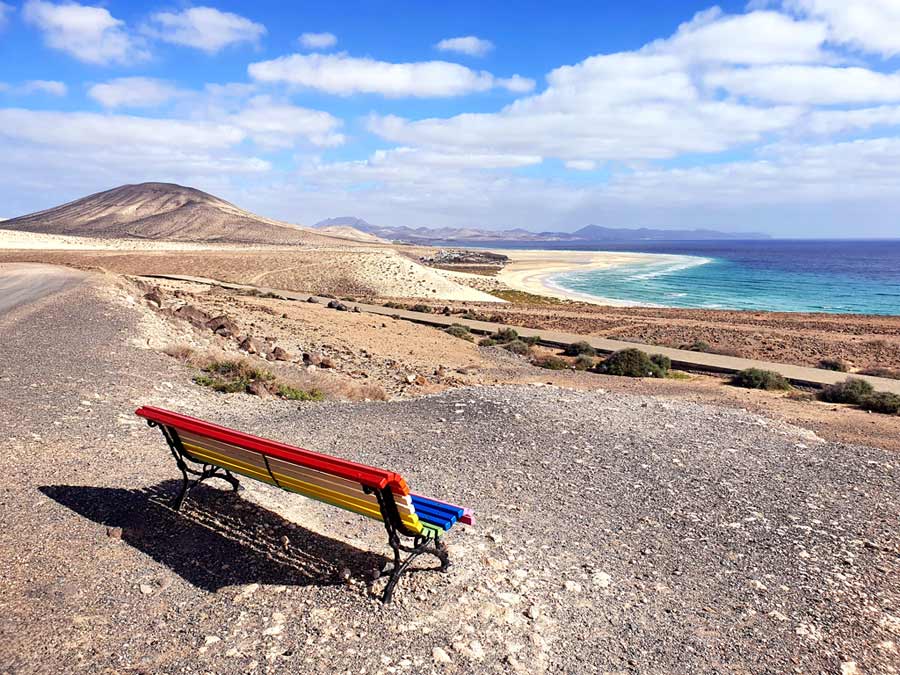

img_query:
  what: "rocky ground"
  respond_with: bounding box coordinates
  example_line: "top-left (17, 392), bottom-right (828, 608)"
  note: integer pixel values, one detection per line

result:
top-left (1, 267), bottom-right (899, 674)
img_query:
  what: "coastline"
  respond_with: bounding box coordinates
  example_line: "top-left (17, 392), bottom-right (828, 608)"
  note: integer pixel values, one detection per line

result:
top-left (495, 248), bottom-right (671, 306)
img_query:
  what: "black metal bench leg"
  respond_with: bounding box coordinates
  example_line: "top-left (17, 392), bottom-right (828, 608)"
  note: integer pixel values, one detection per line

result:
top-left (223, 469), bottom-right (241, 491)
top-left (434, 536), bottom-right (450, 572)
top-left (172, 464), bottom-right (191, 512)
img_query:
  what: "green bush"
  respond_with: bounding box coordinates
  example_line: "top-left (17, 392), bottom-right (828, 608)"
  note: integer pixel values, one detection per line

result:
top-left (535, 355), bottom-right (568, 370)
top-left (730, 368), bottom-right (791, 390)
top-left (276, 385), bottom-right (325, 402)
top-left (520, 335), bottom-right (542, 346)
top-left (650, 354), bottom-right (671, 375)
top-left (478, 337), bottom-right (498, 347)
top-left (410, 304), bottom-right (433, 313)
top-left (444, 324), bottom-right (474, 341)
top-left (564, 341), bottom-right (596, 357)
top-left (818, 358), bottom-right (849, 372)
top-left (573, 354), bottom-right (595, 371)
top-left (860, 391), bottom-right (900, 415)
top-left (493, 328), bottom-right (519, 343)
top-left (596, 348), bottom-right (665, 378)
top-left (819, 377), bottom-right (874, 404)
top-left (193, 374), bottom-right (248, 393)
top-left (503, 339), bottom-right (531, 356)
top-left (680, 340), bottom-right (711, 353)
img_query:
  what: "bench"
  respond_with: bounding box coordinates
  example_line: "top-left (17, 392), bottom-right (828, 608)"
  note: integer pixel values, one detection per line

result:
top-left (136, 406), bottom-right (473, 602)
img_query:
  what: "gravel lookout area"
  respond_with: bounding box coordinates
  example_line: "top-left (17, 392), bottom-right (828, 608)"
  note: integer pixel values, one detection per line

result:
top-left (0, 267), bottom-right (898, 675)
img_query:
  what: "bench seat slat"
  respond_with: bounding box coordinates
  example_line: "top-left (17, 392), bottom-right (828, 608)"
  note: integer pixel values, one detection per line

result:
top-left (410, 504), bottom-right (455, 530)
top-left (411, 495), bottom-right (465, 519)
top-left (182, 442), bottom-right (277, 486)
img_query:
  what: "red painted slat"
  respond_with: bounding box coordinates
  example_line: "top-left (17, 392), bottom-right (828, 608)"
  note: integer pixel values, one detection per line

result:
top-left (135, 406), bottom-right (408, 493)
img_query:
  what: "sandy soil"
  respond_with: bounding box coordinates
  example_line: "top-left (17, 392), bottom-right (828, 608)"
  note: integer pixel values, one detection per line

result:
top-left (0, 234), bottom-right (500, 303)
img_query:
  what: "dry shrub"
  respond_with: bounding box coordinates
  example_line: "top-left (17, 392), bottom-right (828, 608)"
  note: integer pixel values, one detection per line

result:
top-left (163, 343), bottom-right (196, 362)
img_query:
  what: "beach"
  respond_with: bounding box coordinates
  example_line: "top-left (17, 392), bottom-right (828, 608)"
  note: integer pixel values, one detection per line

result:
top-left (495, 248), bottom-right (671, 305)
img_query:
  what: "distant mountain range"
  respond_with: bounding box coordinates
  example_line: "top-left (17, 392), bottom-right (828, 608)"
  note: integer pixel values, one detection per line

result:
top-left (313, 217), bottom-right (769, 243)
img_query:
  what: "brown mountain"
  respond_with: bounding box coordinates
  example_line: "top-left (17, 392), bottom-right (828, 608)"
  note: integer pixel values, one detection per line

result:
top-left (2, 182), bottom-right (329, 245)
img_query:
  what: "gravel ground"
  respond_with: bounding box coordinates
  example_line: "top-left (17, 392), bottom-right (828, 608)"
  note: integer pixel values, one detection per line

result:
top-left (1, 272), bottom-right (898, 675)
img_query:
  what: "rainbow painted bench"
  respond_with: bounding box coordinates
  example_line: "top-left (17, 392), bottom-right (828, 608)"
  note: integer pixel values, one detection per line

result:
top-left (136, 406), bottom-right (473, 602)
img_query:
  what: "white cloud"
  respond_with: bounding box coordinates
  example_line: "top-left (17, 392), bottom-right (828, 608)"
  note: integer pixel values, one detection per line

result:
top-left (0, 108), bottom-right (246, 149)
top-left (145, 6), bottom-right (265, 54)
top-left (806, 106), bottom-right (900, 134)
top-left (786, 0), bottom-right (900, 57)
top-left (705, 65), bottom-right (900, 104)
top-left (23, 0), bottom-right (148, 65)
top-left (229, 95), bottom-right (344, 148)
top-left (0, 2), bottom-right (13, 30)
top-left (89, 77), bottom-right (182, 108)
top-left (299, 32), bottom-right (336, 50)
top-left (248, 52), bottom-right (534, 97)
top-left (651, 7), bottom-right (828, 64)
top-left (368, 52), bottom-right (803, 161)
top-left (435, 36), bottom-right (494, 57)
top-left (21, 80), bottom-right (67, 96)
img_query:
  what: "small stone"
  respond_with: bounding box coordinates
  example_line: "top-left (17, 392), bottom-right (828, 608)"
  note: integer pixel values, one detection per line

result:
top-left (564, 580), bottom-right (582, 593)
top-left (432, 647), bottom-right (451, 664)
top-left (488, 532), bottom-right (503, 544)
top-left (272, 346), bottom-right (290, 361)
top-left (469, 641), bottom-right (485, 659)
top-left (139, 584), bottom-right (153, 595)
top-left (106, 526), bottom-right (123, 539)
top-left (769, 610), bottom-right (788, 622)
top-left (749, 579), bottom-right (767, 591)
top-left (592, 571), bottom-right (611, 588)
top-left (840, 661), bottom-right (860, 675)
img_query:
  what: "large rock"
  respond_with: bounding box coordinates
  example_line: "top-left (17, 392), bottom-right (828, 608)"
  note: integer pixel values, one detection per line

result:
top-left (271, 346), bottom-right (290, 361)
top-left (239, 337), bottom-right (264, 355)
top-left (204, 314), bottom-right (240, 338)
top-left (173, 304), bottom-right (212, 329)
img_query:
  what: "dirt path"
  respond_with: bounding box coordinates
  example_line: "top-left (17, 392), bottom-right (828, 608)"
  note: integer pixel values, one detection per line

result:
top-left (0, 262), bottom-right (87, 315)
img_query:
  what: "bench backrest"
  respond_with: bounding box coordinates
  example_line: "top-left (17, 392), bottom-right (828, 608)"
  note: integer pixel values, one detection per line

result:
top-left (135, 406), bottom-right (427, 536)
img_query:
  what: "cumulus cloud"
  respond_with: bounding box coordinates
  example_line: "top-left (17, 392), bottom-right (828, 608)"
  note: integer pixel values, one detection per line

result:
top-left (21, 80), bottom-right (67, 96)
top-left (23, 0), bottom-right (148, 65)
top-left (248, 52), bottom-right (534, 97)
top-left (786, 0), bottom-right (900, 57)
top-left (299, 32), bottom-right (336, 50)
top-left (88, 77), bottom-right (183, 108)
top-left (705, 65), bottom-right (900, 104)
top-left (650, 7), bottom-right (828, 64)
top-left (435, 36), bottom-right (494, 57)
top-left (229, 96), bottom-right (345, 148)
top-left (144, 6), bottom-right (265, 53)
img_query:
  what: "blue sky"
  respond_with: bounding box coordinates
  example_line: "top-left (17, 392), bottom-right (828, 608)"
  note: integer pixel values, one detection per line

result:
top-left (2, 0), bottom-right (900, 236)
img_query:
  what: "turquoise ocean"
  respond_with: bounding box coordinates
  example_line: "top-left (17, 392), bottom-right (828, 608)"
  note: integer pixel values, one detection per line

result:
top-left (468, 239), bottom-right (900, 316)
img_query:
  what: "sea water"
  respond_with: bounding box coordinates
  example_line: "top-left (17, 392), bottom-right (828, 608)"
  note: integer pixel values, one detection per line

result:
top-left (546, 239), bottom-right (900, 315)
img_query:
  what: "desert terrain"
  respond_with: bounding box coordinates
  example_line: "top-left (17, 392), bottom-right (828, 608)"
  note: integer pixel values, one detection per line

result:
top-left (2, 184), bottom-right (899, 674)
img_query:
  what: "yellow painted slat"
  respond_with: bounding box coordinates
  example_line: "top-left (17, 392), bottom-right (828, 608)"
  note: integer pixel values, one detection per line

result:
top-left (179, 432), bottom-right (271, 470)
top-left (183, 443), bottom-right (276, 485)
top-left (267, 456), bottom-right (419, 522)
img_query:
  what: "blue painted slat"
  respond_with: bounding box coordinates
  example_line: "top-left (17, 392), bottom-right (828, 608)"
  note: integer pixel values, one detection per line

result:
top-left (411, 495), bottom-right (464, 519)
top-left (413, 505), bottom-right (455, 530)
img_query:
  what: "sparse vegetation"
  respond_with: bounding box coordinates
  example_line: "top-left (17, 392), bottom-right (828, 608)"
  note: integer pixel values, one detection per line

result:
top-left (163, 343), bottom-right (195, 362)
top-left (650, 354), bottom-right (671, 374)
top-left (564, 341), bottom-right (596, 357)
top-left (817, 358), bottom-right (849, 372)
top-left (858, 366), bottom-right (900, 380)
top-left (410, 304), bottom-right (433, 313)
top-left (860, 392), bottom-right (900, 415)
top-left (445, 324), bottom-right (474, 341)
top-left (488, 289), bottom-right (568, 305)
top-left (665, 370), bottom-right (693, 380)
top-left (729, 368), bottom-right (791, 391)
top-left (595, 348), bottom-right (668, 378)
top-left (534, 355), bottom-right (568, 370)
top-left (276, 384), bottom-right (325, 402)
top-left (503, 339), bottom-right (532, 356)
top-left (573, 354), bottom-right (595, 371)
top-left (819, 377), bottom-right (874, 404)
top-left (680, 340), bottom-right (711, 353)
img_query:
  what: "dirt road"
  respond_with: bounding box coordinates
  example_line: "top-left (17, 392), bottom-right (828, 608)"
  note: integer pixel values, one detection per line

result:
top-left (0, 263), bottom-right (87, 315)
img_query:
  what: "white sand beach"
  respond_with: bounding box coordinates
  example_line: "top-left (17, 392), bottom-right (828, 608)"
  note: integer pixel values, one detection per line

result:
top-left (496, 249), bottom-right (667, 305)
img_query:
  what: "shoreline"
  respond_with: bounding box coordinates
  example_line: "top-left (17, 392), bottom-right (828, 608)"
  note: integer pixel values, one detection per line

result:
top-left (495, 248), bottom-right (678, 306)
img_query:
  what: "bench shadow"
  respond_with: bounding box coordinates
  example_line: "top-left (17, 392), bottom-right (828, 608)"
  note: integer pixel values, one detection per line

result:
top-left (39, 480), bottom-right (386, 593)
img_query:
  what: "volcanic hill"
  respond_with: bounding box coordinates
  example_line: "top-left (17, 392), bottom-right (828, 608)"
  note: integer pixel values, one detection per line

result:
top-left (2, 182), bottom-right (330, 245)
